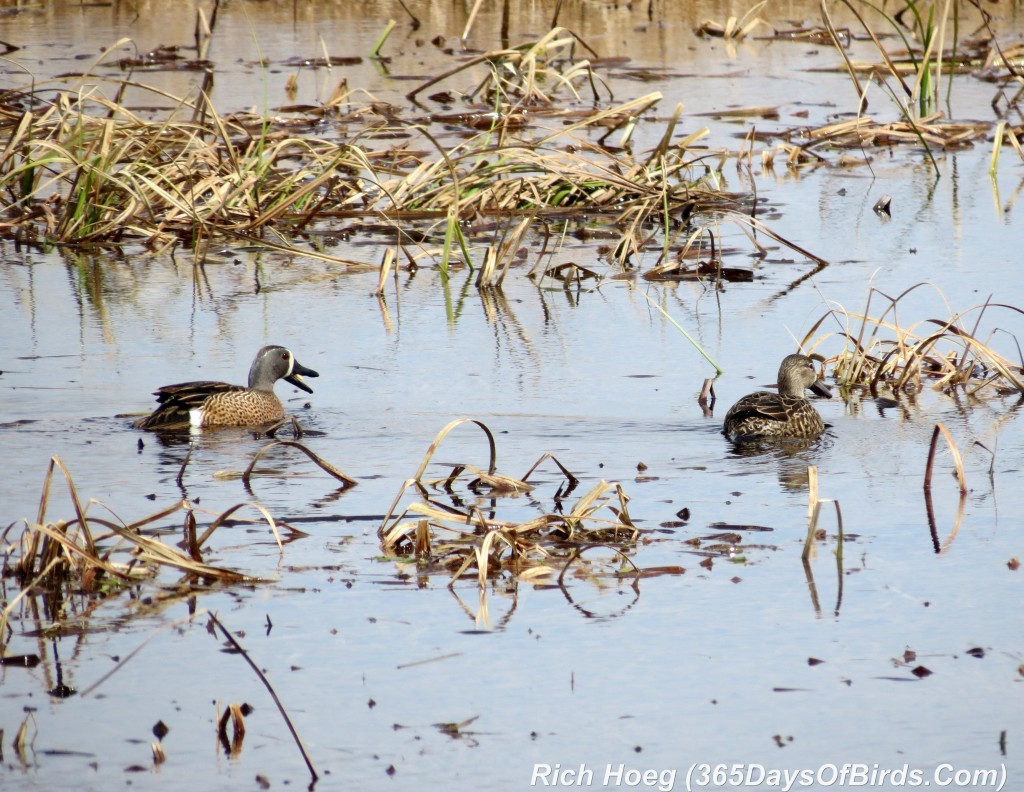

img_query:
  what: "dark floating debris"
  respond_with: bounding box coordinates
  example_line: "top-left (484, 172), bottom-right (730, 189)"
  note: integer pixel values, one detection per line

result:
top-left (1, 654), bottom-right (41, 667)
top-left (644, 261), bottom-right (754, 282)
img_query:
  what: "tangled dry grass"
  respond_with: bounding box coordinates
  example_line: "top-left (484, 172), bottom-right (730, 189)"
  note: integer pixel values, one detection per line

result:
top-left (804, 283), bottom-right (1024, 397)
top-left (376, 419), bottom-right (649, 590)
top-left (2, 8), bottom-right (1019, 275)
top-left (0, 441), bottom-right (356, 648)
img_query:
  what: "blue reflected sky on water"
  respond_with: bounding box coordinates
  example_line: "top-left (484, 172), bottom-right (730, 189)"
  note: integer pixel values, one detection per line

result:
top-left (1, 2), bottom-right (1023, 790)
top-left (3, 225), bottom-right (1020, 790)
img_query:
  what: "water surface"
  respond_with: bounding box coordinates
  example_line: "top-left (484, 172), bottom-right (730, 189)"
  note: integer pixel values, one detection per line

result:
top-left (1, 2), bottom-right (1022, 791)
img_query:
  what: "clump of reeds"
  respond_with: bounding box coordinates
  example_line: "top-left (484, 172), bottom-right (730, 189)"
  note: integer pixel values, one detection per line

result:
top-left (3, 18), bottom-right (1018, 284)
top-left (0, 456), bottom-right (298, 652)
top-left (0, 27), bottom-right (828, 274)
top-left (407, 27), bottom-right (608, 105)
top-left (802, 284), bottom-right (1024, 397)
top-left (815, 0), bottom-right (1024, 171)
top-left (377, 419), bottom-right (641, 589)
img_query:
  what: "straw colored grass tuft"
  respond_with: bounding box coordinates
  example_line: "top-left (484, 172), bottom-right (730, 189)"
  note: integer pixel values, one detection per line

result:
top-left (1, 456), bottom-right (295, 653)
top-left (377, 419), bottom-right (641, 589)
top-left (803, 283), bottom-right (1024, 397)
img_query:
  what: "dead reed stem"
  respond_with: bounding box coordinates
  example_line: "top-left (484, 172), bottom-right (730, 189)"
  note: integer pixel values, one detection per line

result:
top-left (240, 441), bottom-right (358, 489)
top-left (923, 422), bottom-right (968, 494)
top-left (208, 611), bottom-right (318, 782)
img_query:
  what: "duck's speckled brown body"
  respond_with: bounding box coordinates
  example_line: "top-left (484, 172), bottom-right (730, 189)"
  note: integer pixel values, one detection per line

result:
top-left (134, 345), bottom-right (318, 430)
top-left (723, 354), bottom-right (831, 440)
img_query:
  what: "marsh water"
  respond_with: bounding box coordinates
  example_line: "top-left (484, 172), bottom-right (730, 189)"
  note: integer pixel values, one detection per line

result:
top-left (2, 2), bottom-right (1023, 791)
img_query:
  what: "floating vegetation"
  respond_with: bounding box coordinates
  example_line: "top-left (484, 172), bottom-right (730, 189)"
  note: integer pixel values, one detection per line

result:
top-left (0, 455), bottom-right (301, 655)
top-left (0, 20), bottom-right (970, 274)
top-left (1, 3), bottom-right (1018, 282)
top-left (0, 29), bottom-right (732, 260)
top-left (803, 283), bottom-right (1024, 397)
top-left (377, 419), bottom-right (649, 589)
top-left (815, 0), bottom-right (1024, 171)
top-left (782, 114), bottom-right (988, 154)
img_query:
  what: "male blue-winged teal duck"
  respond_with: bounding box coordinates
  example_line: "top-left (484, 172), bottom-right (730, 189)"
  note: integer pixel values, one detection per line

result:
top-left (134, 345), bottom-right (318, 430)
top-left (723, 353), bottom-right (831, 441)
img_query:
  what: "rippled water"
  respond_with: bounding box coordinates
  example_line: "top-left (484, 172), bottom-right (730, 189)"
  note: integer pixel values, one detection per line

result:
top-left (2, 2), bottom-right (1022, 791)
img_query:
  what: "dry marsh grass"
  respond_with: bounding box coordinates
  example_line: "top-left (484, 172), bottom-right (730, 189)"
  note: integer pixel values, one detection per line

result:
top-left (816, 0), bottom-right (1024, 170)
top-left (4, 16), bottom-right (1017, 275)
top-left (0, 454), bottom-right (325, 653)
top-left (803, 283), bottom-right (1024, 397)
top-left (377, 419), bottom-right (649, 589)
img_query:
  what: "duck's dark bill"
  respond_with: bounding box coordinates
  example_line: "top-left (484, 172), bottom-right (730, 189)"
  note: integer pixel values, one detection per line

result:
top-left (810, 380), bottom-right (832, 399)
top-left (287, 360), bottom-right (319, 393)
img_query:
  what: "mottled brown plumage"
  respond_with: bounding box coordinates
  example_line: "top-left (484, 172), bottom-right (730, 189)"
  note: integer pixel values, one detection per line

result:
top-left (134, 345), bottom-right (318, 430)
top-left (723, 354), bottom-right (831, 440)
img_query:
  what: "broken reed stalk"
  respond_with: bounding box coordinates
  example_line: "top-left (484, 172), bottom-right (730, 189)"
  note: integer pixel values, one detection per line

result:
top-left (217, 702), bottom-right (247, 756)
top-left (371, 19), bottom-right (396, 58)
top-left (374, 247), bottom-right (395, 296)
top-left (804, 465), bottom-right (820, 561)
top-left (801, 552), bottom-right (822, 616)
top-left (833, 495), bottom-right (845, 616)
top-left (208, 611), bottom-right (318, 782)
top-left (923, 422), bottom-right (968, 494)
top-left (240, 441), bottom-right (358, 489)
top-left (412, 418), bottom-right (498, 482)
top-left (924, 486), bottom-right (967, 554)
top-left (803, 466), bottom-right (844, 558)
top-left (12, 712), bottom-right (35, 761)
top-left (803, 465), bottom-right (845, 614)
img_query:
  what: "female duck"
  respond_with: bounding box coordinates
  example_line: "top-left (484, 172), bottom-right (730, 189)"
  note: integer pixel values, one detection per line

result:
top-left (723, 354), bottom-right (831, 441)
top-left (134, 345), bottom-right (318, 430)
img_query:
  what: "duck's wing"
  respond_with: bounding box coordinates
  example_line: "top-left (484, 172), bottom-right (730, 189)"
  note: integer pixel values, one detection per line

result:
top-left (724, 392), bottom-right (796, 425)
top-left (134, 381), bottom-right (242, 430)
